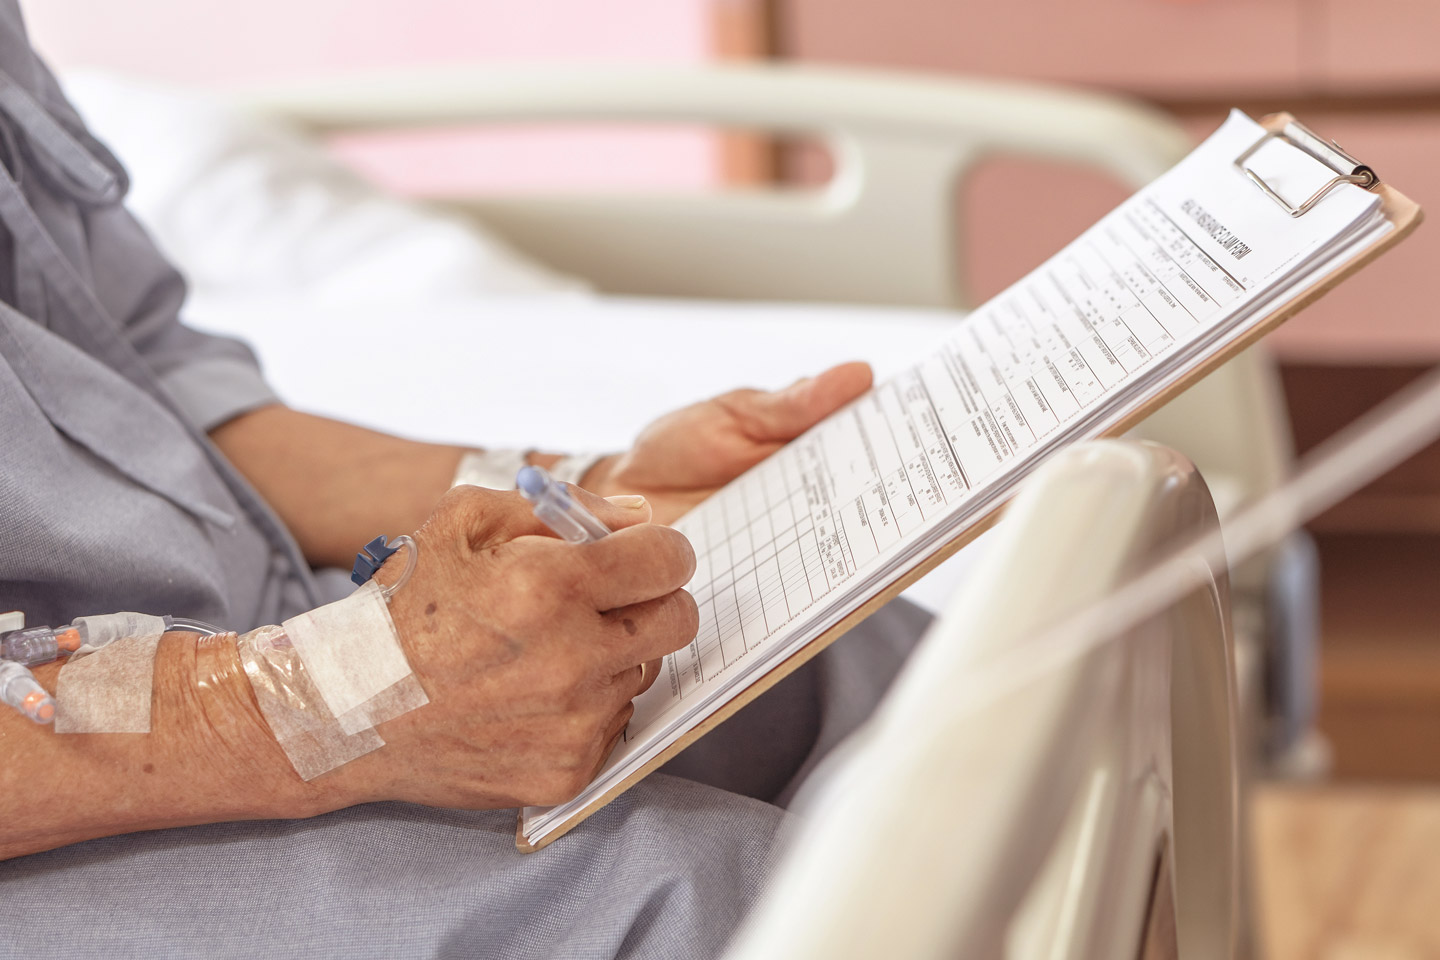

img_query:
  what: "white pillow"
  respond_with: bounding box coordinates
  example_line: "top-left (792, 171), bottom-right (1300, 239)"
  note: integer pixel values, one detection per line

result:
top-left (61, 69), bottom-right (586, 309)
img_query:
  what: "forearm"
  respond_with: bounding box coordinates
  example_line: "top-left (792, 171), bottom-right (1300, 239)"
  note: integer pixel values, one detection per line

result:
top-left (209, 405), bottom-right (583, 568)
top-left (209, 405), bottom-right (469, 569)
top-left (0, 632), bottom-right (350, 861)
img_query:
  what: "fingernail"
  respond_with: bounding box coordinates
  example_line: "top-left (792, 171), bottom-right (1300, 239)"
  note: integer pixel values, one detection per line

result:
top-left (605, 495), bottom-right (648, 509)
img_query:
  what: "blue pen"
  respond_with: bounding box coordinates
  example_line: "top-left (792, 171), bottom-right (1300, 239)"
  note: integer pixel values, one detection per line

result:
top-left (517, 465), bottom-right (612, 543)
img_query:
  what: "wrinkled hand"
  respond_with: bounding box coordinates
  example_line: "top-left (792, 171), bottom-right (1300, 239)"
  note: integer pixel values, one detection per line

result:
top-left (337, 484), bottom-right (697, 810)
top-left (585, 362), bottom-right (873, 524)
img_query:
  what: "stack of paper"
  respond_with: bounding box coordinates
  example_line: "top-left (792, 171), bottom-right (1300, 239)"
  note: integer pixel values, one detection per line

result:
top-left (522, 110), bottom-right (1393, 847)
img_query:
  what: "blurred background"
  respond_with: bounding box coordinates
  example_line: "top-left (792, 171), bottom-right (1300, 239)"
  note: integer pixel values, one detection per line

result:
top-left (24, 1), bottom-right (1440, 956)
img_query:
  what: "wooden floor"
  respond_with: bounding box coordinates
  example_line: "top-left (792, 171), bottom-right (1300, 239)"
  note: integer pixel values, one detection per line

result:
top-left (1255, 785), bottom-right (1440, 960)
top-left (1235, 369), bottom-right (1440, 956)
top-left (1251, 530), bottom-right (1440, 959)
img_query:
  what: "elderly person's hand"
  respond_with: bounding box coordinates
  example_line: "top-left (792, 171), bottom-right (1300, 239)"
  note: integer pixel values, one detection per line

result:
top-left (0, 482), bottom-right (693, 860)
top-left (329, 483), bottom-right (696, 809)
top-left (584, 362), bottom-right (873, 524)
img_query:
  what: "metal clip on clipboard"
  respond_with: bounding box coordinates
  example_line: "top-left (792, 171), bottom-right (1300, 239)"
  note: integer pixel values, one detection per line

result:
top-left (1235, 118), bottom-right (1380, 218)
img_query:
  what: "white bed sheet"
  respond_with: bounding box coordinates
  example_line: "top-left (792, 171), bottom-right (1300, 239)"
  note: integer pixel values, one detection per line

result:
top-left (188, 294), bottom-right (995, 613)
top-left (60, 71), bottom-right (993, 614)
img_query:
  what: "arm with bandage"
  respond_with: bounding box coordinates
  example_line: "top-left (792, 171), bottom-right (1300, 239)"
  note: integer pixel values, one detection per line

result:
top-left (0, 5), bottom-right (876, 863)
top-left (0, 485), bottom-right (695, 860)
top-left (0, 358), bottom-right (871, 860)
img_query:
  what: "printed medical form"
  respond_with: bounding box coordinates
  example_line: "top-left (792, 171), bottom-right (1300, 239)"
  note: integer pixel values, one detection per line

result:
top-left (522, 110), bottom-right (1393, 845)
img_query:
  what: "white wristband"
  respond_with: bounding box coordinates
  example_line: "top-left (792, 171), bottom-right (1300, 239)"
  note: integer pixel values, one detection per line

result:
top-left (549, 453), bottom-right (609, 487)
top-left (452, 449), bottom-right (531, 490)
top-left (453, 450), bottom-right (610, 490)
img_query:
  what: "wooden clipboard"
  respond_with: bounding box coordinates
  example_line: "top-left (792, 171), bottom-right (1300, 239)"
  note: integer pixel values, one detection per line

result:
top-left (517, 112), bottom-right (1422, 852)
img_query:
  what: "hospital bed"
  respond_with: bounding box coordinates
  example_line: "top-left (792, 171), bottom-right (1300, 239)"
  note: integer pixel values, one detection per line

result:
top-left (63, 66), bottom-right (1254, 957)
top-left (726, 439), bottom-right (1239, 960)
top-left (219, 63), bottom-right (1316, 778)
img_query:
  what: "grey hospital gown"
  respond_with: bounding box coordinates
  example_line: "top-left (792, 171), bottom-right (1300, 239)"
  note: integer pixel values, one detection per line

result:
top-left (0, 3), bottom-right (927, 956)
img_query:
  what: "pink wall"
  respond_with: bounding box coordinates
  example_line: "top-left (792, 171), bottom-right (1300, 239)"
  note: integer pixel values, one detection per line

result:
top-left (780, 0), bottom-right (1440, 363)
top-left (24, 0), bottom-right (714, 80)
top-left (23, 0), bottom-right (721, 193)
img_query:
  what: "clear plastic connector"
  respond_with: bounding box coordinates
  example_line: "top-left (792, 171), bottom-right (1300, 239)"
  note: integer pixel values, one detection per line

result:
top-left (0, 624), bottom-right (82, 666)
top-left (0, 660), bottom-right (55, 724)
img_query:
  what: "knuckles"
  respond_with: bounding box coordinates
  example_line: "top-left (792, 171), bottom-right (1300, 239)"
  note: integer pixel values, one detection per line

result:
top-left (429, 485), bottom-right (541, 554)
top-left (406, 657), bottom-right (634, 807)
top-left (541, 655), bottom-right (605, 700)
top-left (527, 708), bottom-right (629, 804)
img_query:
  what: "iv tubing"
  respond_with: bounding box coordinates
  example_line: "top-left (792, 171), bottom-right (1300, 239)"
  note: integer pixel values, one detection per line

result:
top-left (380, 535), bottom-right (417, 602)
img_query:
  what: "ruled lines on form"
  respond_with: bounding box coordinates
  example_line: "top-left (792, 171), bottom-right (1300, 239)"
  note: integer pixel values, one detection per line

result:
top-left (630, 192), bottom-right (1246, 736)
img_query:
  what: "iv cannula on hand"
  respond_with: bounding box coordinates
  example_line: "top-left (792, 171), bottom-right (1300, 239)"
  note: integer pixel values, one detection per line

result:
top-left (517, 466), bottom-right (612, 543)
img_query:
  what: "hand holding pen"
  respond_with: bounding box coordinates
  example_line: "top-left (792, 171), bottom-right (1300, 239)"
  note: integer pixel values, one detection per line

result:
top-left (518, 464), bottom-right (691, 696)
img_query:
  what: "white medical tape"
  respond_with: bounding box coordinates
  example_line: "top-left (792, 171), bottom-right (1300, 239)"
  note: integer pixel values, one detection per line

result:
top-left (54, 632), bottom-right (163, 733)
top-left (281, 580), bottom-right (427, 736)
top-left (332, 672), bottom-right (429, 736)
top-left (237, 625), bottom-right (385, 781)
top-left (70, 612), bottom-right (167, 657)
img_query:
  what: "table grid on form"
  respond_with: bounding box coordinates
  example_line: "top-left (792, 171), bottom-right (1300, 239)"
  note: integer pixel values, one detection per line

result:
top-left (637, 186), bottom-right (1256, 737)
top-left (529, 112), bottom-right (1397, 845)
